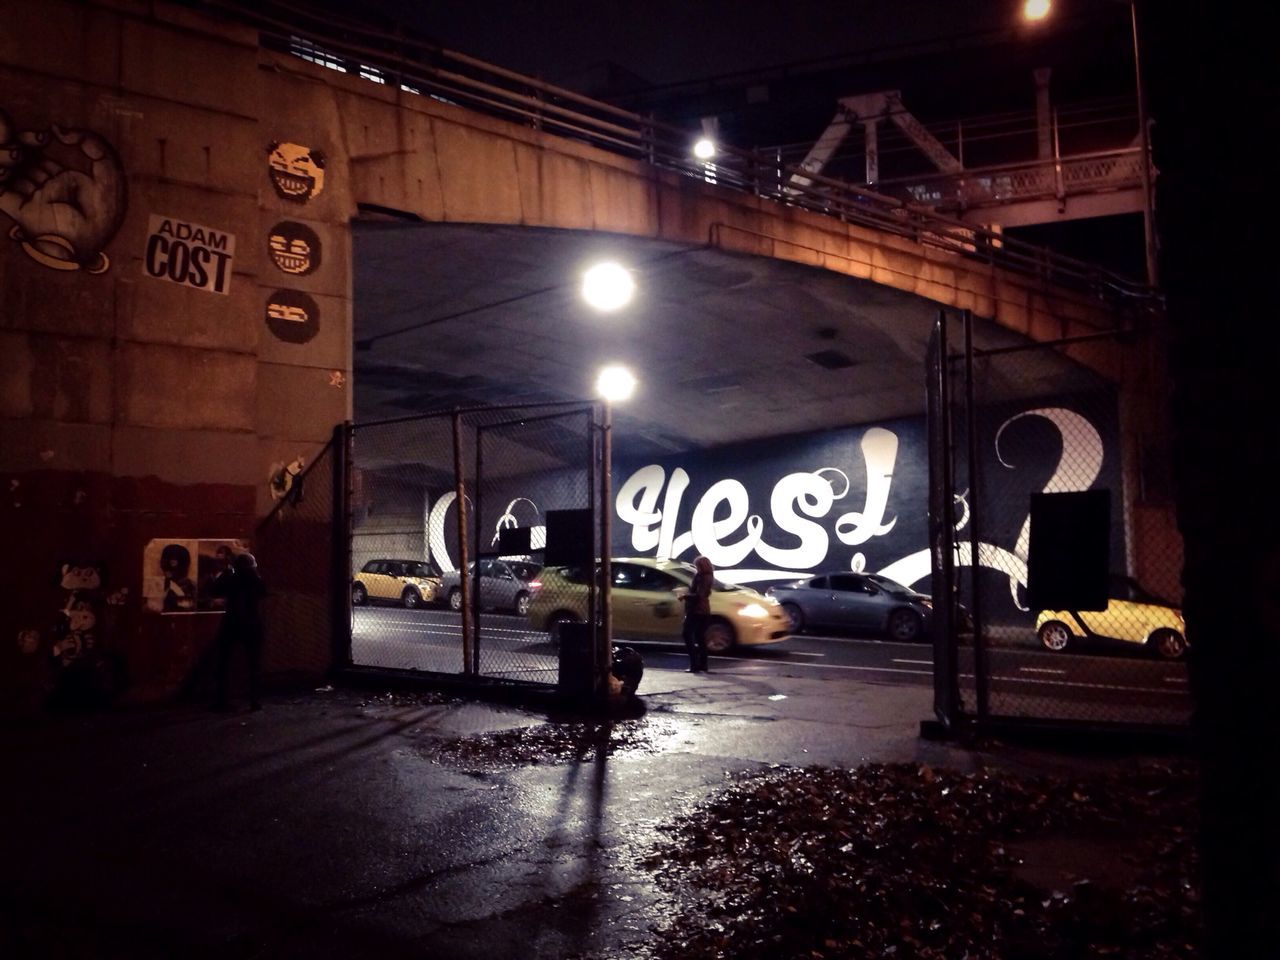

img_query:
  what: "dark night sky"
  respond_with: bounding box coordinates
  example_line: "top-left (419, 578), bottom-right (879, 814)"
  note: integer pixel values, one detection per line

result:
top-left (351, 0), bottom-right (1146, 278)
top-left (363, 0), bottom-right (1128, 94)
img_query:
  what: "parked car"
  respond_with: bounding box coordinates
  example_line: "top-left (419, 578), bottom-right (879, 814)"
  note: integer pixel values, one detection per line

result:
top-left (1035, 575), bottom-right (1186, 659)
top-left (766, 571), bottom-right (934, 642)
top-left (439, 559), bottom-right (542, 616)
top-left (352, 559), bottom-right (441, 609)
top-left (529, 557), bottom-right (790, 654)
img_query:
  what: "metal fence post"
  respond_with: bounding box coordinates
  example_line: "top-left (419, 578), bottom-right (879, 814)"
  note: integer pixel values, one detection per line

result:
top-left (927, 310), bottom-right (961, 731)
top-left (452, 410), bottom-right (473, 674)
top-left (963, 310), bottom-right (989, 723)
top-left (331, 421), bottom-right (354, 670)
top-left (598, 401), bottom-right (613, 697)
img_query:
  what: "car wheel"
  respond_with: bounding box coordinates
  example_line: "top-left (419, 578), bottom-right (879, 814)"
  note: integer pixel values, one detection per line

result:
top-left (548, 612), bottom-right (580, 644)
top-left (781, 602), bottom-right (804, 633)
top-left (1038, 620), bottom-right (1072, 653)
top-left (351, 583), bottom-right (367, 606)
top-left (401, 588), bottom-right (421, 609)
top-left (886, 608), bottom-right (923, 642)
top-left (514, 591), bottom-right (531, 617)
top-left (448, 588), bottom-right (463, 612)
top-left (1148, 628), bottom-right (1187, 660)
top-left (703, 619), bottom-right (735, 654)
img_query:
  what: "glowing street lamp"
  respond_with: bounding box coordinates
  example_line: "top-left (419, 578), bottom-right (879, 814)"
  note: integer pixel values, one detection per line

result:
top-left (1022, 0), bottom-right (1050, 22)
top-left (581, 261), bottom-right (634, 312)
top-left (693, 137), bottom-right (717, 161)
top-left (595, 364), bottom-right (637, 403)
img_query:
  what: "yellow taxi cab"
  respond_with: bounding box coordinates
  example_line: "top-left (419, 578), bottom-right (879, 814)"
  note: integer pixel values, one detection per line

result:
top-left (529, 557), bottom-right (790, 653)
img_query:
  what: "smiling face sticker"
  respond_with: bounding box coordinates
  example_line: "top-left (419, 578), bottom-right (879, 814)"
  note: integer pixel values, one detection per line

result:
top-left (268, 221), bottom-right (321, 276)
top-left (267, 142), bottom-right (325, 202)
top-left (266, 290), bottom-right (320, 343)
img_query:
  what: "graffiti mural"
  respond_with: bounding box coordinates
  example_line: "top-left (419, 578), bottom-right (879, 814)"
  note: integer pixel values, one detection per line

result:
top-left (269, 456), bottom-right (306, 503)
top-left (266, 142), bottom-right (325, 203)
top-left (381, 395), bottom-right (1122, 626)
top-left (52, 562), bottom-right (104, 666)
top-left (0, 110), bottom-right (126, 273)
top-left (141, 539), bottom-right (249, 613)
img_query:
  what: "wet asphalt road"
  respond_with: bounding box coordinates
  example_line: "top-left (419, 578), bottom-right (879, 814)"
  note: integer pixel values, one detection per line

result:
top-left (352, 606), bottom-right (1193, 726)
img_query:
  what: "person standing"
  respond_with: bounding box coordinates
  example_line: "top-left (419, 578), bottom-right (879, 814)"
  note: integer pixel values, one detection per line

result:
top-left (682, 555), bottom-right (714, 673)
top-left (212, 552), bottom-right (267, 711)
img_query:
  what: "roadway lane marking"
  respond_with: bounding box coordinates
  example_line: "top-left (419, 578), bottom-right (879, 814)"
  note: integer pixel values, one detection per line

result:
top-left (358, 617), bottom-right (541, 637)
top-left (732, 660), bottom-right (933, 677)
top-left (786, 652), bottom-right (827, 658)
top-left (1164, 676), bottom-right (1188, 684)
top-left (892, 658), bottom-right (932, 665)
top-left (981, 673), bottom-right (1190, 696)
top-left (1018, 667), bottom-right (1067, 675)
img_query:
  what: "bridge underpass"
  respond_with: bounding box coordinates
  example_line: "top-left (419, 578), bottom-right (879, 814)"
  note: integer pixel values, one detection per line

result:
top-left (343, 220), bottom-right (1189, 729)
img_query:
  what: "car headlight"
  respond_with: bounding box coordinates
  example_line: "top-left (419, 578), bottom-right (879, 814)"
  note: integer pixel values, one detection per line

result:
top-left (738, 603), bottom-right (769, 619)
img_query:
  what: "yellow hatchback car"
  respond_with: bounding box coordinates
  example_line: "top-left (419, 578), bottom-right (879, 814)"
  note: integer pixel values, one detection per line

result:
top-left (1035, 575), bottom-right (1186, 659)
top-left (352, 559), bottom-right (441, 609)
top-left (529, 557), bottom-right (791, 653)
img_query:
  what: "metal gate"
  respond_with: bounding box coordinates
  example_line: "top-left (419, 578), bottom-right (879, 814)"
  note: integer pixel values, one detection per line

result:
top-left (344, 403), bottom-right (602, 687)
top-left (928, 310), bottom-right (1190, 733)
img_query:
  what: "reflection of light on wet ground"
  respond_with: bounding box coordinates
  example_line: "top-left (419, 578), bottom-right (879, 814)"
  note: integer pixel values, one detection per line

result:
top-left (418, 718), bottom-right (685, 769)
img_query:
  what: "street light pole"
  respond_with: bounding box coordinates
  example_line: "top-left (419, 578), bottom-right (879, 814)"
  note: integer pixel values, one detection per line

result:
top-left (599, 400), bottom-right (613, 696)
top-left (1130, 1), bottom-right (1158, 287)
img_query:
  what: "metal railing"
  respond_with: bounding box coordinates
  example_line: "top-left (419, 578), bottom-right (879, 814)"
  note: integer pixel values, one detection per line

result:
top-left (192, 0), bottom-right (1158, 306)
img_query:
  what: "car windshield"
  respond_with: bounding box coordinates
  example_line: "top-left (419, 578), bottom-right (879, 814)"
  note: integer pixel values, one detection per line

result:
top-left (672, 562), bottom-right (739, 592)
top-left (506, 562), bottom-right (541, 581)
top-left (866, 574), bottom-right (914, 595)
top-left (1111, 575), bottom-right (1175, 607)
top-left (404, 562), bottom-right (435, 578)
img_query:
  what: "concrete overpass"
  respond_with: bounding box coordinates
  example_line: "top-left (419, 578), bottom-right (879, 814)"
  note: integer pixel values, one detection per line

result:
top-left (0, 0), bottom-right (1167, 707)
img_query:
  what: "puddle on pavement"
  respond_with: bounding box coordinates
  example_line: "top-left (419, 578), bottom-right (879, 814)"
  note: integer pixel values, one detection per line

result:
top-left (419, 717), bottom-right (684, 769)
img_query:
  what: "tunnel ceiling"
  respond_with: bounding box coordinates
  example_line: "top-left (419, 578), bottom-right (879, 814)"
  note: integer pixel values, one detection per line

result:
top-left (353, 221), bottom-right (1103, 460)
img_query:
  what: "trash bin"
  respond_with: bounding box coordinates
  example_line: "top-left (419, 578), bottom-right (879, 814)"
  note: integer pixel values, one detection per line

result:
top-left (557, 621), bottom-right (595, 698)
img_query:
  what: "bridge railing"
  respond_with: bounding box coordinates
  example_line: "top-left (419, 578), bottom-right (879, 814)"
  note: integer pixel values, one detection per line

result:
top-left (872, 148), bottom-right (1146, 215)
top-left (195, 0), bottom-right (1157, 307)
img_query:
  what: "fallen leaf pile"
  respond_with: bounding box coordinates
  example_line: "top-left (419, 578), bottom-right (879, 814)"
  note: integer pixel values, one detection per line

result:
top-left (424, 718), bottom-right (676, 769)
top-left (643, 761), bottom-right (1198, 960)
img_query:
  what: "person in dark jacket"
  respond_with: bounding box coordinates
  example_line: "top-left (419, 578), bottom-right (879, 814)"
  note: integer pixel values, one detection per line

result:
top-left (681, 555), bottom-right (714, 673)
top-left (212, 552), bottom-right (267, 711)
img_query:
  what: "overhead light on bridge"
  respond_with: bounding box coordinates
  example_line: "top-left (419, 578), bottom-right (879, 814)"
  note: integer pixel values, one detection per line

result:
top-left (581, 261), bottom-right (635, 312)
top-left (1022, 0), bottom-right (1050, 21)
top-left (693, 137), bottom-right (717, 161)
top-left (596, 365), bottom-right (637, 403)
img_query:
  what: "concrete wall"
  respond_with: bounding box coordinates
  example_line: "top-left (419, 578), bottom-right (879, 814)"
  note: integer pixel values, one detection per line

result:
top-left (0, 0), bottom-right (1158, 709)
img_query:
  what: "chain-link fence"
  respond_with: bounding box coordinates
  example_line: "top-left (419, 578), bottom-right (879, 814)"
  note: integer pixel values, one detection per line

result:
top-left (347, 403), bottom-right (600, 687)
top-left (929, 311), bottom-right (1188, 732)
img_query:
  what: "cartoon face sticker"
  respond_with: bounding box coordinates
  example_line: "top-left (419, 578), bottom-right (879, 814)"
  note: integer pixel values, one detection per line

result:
top-left (62, 596), bottom-right (97, 633)
top-left (267, 142), bottom-right (325, 202)
top-left (266, 290), bottom-right (320, 344)
top-left (267, 221), bottom-right (321, 275)
top-left (59, 563), bottom-right (102, 591)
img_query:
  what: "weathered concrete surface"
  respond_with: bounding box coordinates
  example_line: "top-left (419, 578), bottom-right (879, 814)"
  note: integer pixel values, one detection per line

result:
top-left (0, 665), bottom-right (1166, 959)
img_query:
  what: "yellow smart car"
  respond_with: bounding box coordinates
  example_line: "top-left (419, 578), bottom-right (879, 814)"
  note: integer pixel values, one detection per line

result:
top-left (352, 559), bottom-right (441, 609)
top-left (529, 557), bottom-right (791, 653)
top-left (1035, 575), bottom-right (1186, 659)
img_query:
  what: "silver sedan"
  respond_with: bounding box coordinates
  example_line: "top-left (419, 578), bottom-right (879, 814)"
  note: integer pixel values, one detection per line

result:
top-left (438, 559), bottom-right (541, 616)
